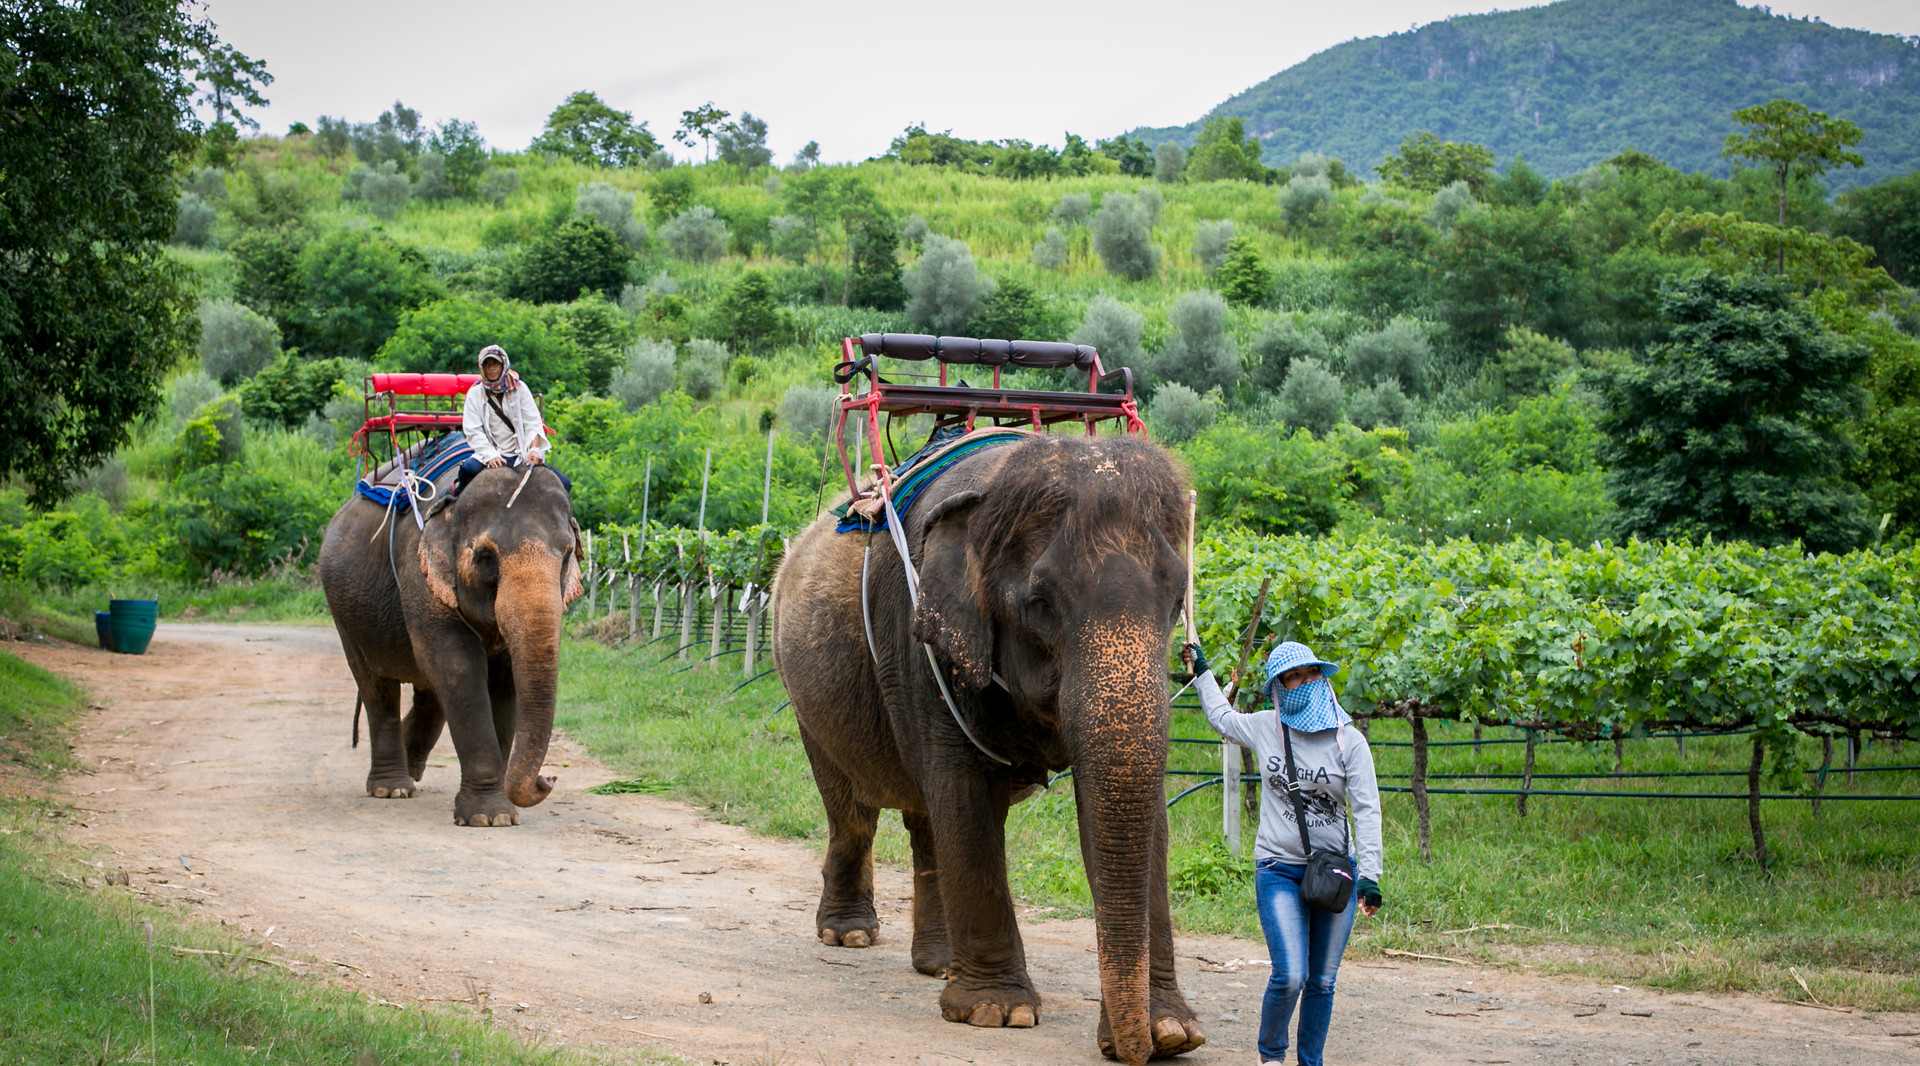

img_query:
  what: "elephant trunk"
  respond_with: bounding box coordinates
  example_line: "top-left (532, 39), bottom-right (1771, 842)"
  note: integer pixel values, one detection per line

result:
top-left (497, 546), bottom-right (565, 808)
top-left (1065, 617), bottom-right (1170, 1066)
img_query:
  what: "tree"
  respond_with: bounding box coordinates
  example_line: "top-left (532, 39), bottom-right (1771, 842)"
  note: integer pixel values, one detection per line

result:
top-left (716, 112), bottom-right (772, 169)
top-left (1185, 116), bottom-right (1266, 182)
top-left (1343, 318), bottom-right (1432, 396)
top-left (1147, 384), bottom-right (1217, 444)
top-left (1031, 226), bottom-right (1068, 271)
top-left (1424, 180), bottom-right (1477, 232)
top-left (1248, 317), bottom-right (1332, 394)
top-left (506, 217), bottom-right (632, 304)
top-left (1097, 135), bottom-right (1152, 176)
top-left (1377, 131), bottom-right (1495, 194)
top-left (792, 141), bottom-right (823, 170)
top-left (675, 102), bottom-right (731, 163)
top-left (612, 339), bottom-right (677, 410)
top-left (905, 236), bottom-right (987, 335)
top-left (576, 182), bottom-right (648, 249)
top-left (1836, 170), bottom-right (1920, 285)
top-left (377, 294), bottom-right (588, 395)
top-left (1052, 193), bottom-right (1091, 227)
top-left (847, 215), bottom-right (907, 310)
top-left (714, 270), bottom-right (787, 350)
top-left (288, 228), bottom-right (443, 359)
top-left (1154, 141), bottom-right (1186, 184)
top-left (427, 119), bottom-right (489, 199)
top-left (1435, 201), bottom-right (1582, 358)
top-left (193, 40), bottom-right (272, 130)
top-left (1723, 100), bottom-right (1864, 230)
top-left (1482, 326), bottom-right (1576, 404)
top-left (0, 0), bottom-right (206, 504)
top-left (1192, 220), bottom-right (1234, 272)
top-left (230, 223), bottom-right (309, 319)
top-left (1277, 358), bottom-right (1346, 437)
top-left (1215, 237), bottom-right (1274, 307)
top-left (1091, 193), bottom-right (1161, 281)
top-left (1594, 275), bottom-right (1872, 554)
top-left (970, 277), bottom-right (1047, 340)
top-left (1277, 174), bottom-right (1334, 229)
top-left (1074, 297), bottom-right (1145, 367)
top-left (198, 299), bottom-right (282, 385)
top-left (532, 91), bottom-right (659, 168)
top-left (1348, 379), bottom-right (1411, 430)
top-left (1154, 291), bottom-right (1239, 394)
top-left (659, 205), bottom-right (729, 263)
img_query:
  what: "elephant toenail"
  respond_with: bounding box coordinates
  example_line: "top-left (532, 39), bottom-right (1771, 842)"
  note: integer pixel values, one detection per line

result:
top-left (1008, 1005), bottom-right (1036, 1027)
top-left (841, 929), bottom-right (871, 948)
top-left (968, 1003), bottom-right (1004, 1027)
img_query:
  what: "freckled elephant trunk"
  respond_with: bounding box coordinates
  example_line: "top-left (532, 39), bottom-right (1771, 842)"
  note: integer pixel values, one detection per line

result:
top-left (1066, 639), bottom-right (1170, 1066)
top-left (498, 548), bottom-right (565, 808)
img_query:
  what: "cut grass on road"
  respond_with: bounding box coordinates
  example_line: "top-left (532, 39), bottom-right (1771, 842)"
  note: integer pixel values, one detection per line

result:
top-left (0, 648), bottom-right (660, 1066)
top-left (559, 635), bottom-right (1920, 1011)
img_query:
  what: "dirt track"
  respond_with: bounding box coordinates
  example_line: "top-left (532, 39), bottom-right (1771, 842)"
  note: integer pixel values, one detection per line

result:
top-left (18, 622), bottom-right (1920, 1065)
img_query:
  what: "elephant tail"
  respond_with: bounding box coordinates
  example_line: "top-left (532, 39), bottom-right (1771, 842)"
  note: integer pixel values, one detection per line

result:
top-left (352, 695), bottom-right (362, 749)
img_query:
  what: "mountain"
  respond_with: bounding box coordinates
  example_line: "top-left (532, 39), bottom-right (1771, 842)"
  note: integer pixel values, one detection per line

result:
top-left (1130, 0), bottom-right (1920, 186)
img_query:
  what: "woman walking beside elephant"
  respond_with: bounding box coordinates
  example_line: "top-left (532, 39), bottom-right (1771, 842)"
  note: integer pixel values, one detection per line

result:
top-left (1185, 640), bottom-right (1382, 1066)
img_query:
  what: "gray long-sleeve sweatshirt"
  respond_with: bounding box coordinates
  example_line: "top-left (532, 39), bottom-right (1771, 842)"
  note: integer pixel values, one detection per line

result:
top-left (1195, 671), bottom-right (1383, 880)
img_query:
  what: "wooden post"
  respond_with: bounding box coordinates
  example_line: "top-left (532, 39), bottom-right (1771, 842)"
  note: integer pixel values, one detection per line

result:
top-left (651, 581), bottom-right (665, 639)
top-left (761, 426), bottom-right (775, 525)
top-left (623, 532), bottom-right (635, 637)
top-left (743, 586), bottom-right (760, 678)
top-left (1847, 731), bottom-right (1858, 787)
top-left (1232, 576), bottom-right (1273, 822)
top-left (1747, 733), bottom-right (1768, 867)
top-left (1412, 713), bottom-right (1432, 863)
top-left (1814, 734), bottom-right (1832, 816)
top-left (677, 547), bottom-right (694, 662)
top-left (1473, 723), bottom-right (1482, 757)
top-left (1517, 726), bottom-right (1537, 818)
top-left (1676, 730), bottom-right (1686, 759)
top-left (585, 529), bottom-right (596, 617)
top-left (706, 581), bottom-right (725, 669)
top-left (629, 458), bottom-right (651, 640)
top-left (1613, 735), bottom-right (1625, 776)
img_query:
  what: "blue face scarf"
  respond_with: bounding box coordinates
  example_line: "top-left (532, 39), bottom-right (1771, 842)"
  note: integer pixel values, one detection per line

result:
top-left (1274, 678), bottom-right (1352, 733)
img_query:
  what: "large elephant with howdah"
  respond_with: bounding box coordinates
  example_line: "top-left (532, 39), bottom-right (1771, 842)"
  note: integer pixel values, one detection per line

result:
top-left (318, 464), bottom-right (582, 826)
top-left (772, 434), bottom-right (1203, 1065)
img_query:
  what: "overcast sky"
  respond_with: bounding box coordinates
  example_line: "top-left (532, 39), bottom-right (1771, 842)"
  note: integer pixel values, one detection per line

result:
top-left (208, 0), bottom-right (1920, 164)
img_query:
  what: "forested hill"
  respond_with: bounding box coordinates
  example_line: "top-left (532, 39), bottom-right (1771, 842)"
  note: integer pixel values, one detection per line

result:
top-left (1131, 0), bottom-right (1920, 185)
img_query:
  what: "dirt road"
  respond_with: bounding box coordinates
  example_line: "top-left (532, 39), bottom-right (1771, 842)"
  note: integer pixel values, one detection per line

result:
top-left (18, 623), bottom-right (1919, 1065)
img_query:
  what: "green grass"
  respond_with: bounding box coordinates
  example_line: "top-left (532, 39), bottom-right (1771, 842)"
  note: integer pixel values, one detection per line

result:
top-left (2, 576), bottom-right (331, 647)
top-left (557, 635), bottom-right (1920, 1009)
top-left (0, 649), bottom-right (663, 1066)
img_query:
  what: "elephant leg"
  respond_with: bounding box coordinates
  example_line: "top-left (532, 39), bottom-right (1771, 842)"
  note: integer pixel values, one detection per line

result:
top-left (904, 809), bottom-right (951, 978)
top-left (799, 723), bottom-right (879, 948)
top-left (1098, 802), bottom-right (1204, 1059)
top-left (428, 623), bottom-right (518, 827)
top-left (351, 659), bottom-right (414, 799)
top-left (487, 656), bottom-right (516, 759)
top-left (930, 773), bottom-right (1039, 1029)
top-left (402, 688), bottom-right (445, 783)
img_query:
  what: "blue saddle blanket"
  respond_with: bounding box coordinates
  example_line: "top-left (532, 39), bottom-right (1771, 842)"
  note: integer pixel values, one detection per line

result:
top-left (355, 433), bottom-right (473, 513)
top-left (834, 428), bottom-right (1027, 534)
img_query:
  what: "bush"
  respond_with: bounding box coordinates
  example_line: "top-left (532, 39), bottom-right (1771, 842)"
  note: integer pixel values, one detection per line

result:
top-left (1192, 220), bottom-right (1234, 272)
top-left (1343, 318), bottom-right (1432, 396)
top-left (1216, 237), bottom-right (1274, 307)
top-left (1181, 421), bottom-right (1350, 536)
top-left (716, 112), bottom-right (772, 169)
top-left (1154, 291), bottom-right (1239, 394)
top-left (198, 299), bottom-right (282, 386)
top-left (1032, 227), bottom-right (1068, 271)
top-left (659, 205), bottom-right (729, 263)
top-left (1482, 325), bottom-right (1576, 403)
top-left (576, 182), bottom-right (648, 249)
top-left (847, 215), bottom-right (907, 311)
top-left (1425, 180), bottom-right (1477, 232)
top-left (1091, 193), bottom-right (1160, 281)
top-left (345, 160), bottom-right (412, 219)
top-left (478, 167), bottom-right (520, 205)
top-left (1155, 142), bottom-right (1185, 183)
top-left (902, 214), bottom-right (930, 247)
top-left (714, 270), bottom-right (789, 350)
top-left (769, 215), bottom-right (814, 262)
top-left (645, 149), bottom-right (674, 172)
top-left (289, 228), bottom-right (442, 360)
top-left (167, 372), bottom-right (223, 428)
top-left (1147, 383), bottom-right (1217, 444)
top-left (505, 216), bottom-right (632, 304)
top-left (413, 151), bottom-right (452, 202)
top-left (377, 295), bottom-right (587, 394)
top-left (173, 192), bottom-right (216, 247)
top-left (679, 339), bottom-right (728, 400)
top-left (970, 277), bottom-right (1047, 340)
top-left (1278, 173), bottom-right (1334, 229)
top-left (1051, 192), bottom-right (1091, 226)
top-left (165, 463), bottom-right (332, 579)
top-left (175, 396), bottom-right (245, 472)
top-left (1136, 186), bottom-right (1163, 226)
top-left (1276, 357), bottom-right (1345, 437)
top-left (610, 339), bottom-right (676, 410)
top-left (905, 235), bottom-right (987, 334)
top-left (1073, 296), bottom-right (1145, 366)
top-left (1348, 379), bottom-right (1411, 430)
top-left (229, 224), bottom-right (308, 319)
top-left (1248, 319), bottom-right (1328, 398)
top-left (780, 384), bottom-right (837, 443)
top-left (236, 356), bottom-right (352, 429)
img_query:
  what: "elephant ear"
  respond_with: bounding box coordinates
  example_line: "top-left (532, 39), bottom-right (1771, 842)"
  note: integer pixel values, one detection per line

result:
top-left (561, 515), bottom-right (586, 606)
top-left (910, 491), bottom-right (992, 692)
top-left (417, 510), bottom-right (460, 613)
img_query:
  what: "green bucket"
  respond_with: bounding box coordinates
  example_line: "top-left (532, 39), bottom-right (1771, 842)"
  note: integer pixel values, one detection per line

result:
top-left (107, 599), bottom-right (159, 655)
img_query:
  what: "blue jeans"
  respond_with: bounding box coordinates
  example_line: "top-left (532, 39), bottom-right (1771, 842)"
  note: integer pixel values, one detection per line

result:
top-left (1254, 858), bottom-right (1357, 1065)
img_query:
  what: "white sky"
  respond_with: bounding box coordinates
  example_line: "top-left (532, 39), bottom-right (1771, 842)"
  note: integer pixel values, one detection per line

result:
top-left (208, 0), bottom-right (1920, 164)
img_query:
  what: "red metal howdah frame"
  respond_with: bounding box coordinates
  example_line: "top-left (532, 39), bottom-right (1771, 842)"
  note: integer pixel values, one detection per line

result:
top-left (833, 333), bottom-right (1144, 505)
top-left (348, 372), bottom-right (481, 464)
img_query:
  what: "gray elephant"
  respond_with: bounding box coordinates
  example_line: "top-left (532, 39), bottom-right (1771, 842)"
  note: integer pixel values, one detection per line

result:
top-left (317, 463), bottom-right (582, 826)
top-left (772, 433), bottom-right (1203, 1065)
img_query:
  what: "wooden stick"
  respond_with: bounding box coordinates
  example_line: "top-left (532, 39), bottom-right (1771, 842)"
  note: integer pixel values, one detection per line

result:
top-left (1382, 949), bottom-right (1472, 965)
top-left (505, 463), bottom-right (535, 508)
top-left (1182, 490), bottom-right (1198, 647)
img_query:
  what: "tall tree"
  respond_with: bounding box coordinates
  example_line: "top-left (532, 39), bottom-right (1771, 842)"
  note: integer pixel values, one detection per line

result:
top-left (531, 91), bottom-right (658, 168)
top-left (675, 102), bottom-right (731, 163)
top-left (1723, 99), bottom-right (1864, 229)
top-left (193, 39), bottom-right (271, 130)
top-left (1377, 131), bottom-right (1496, 194)
top-left (0, 0), bottom-right (209, 505)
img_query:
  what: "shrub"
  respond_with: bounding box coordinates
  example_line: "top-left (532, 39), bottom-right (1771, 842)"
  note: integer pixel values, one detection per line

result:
top-left (1276, 357), bottom-right (1345, 437)
top-left (413, 151), bottom-right (452, 201)
top-left (714, 270), bottom-right (789, 350)
top-left (1192, 220), bottom-right (1234, 272)
top-left (1051, 192), bottom-right (1091, 226)
top-left (1482, 325), bottom-right (1575, 403)
top-left (970, 277), bottom-right (1047, 340)
top-left (780, 384), bottom-right (838, 443)
top-left (236, 356), bottom-right (351, 428)
top-left (1216, 237), bottom-right (1274, 307)
top-left (377, 295), bottom-right (587, 394)
top-left (576, 182), bottom-right (648, 249)
top-left (905, 235), bottom-right (987, 334)
top-left (346, 160), bottom-right (412, 219)
top-left (1032, 226), bottom-right (1068, 271)
top-left (1292, 152), bottom-right (1332, 180)
top-left (165, 463), bottom-right (333, 579)
top-left (716, 112), bottom-right (772, 169)
top-left (175, 396), bottom-right (245, 472)
top-left (1154, 141), bottom-right (1185, 183)
top-left (314, 116), bottom-right (350, 157)
top-left (505, 216), bottom-right (632, 304)
top-left (1091, 193), bottom-right (1160, 281)
top-left (769, 215), bottom-right (814, 262)
top-left (173, 192), bottom-right (217, 247)
top-left (645, 149), bottom-right (675, 172)
top-left (1147, 383), bottom-right (1217, 444)
top-left (1425, 180), bottom-right (1477, 232)
top-left (198, 299), bottom-right (282, 385)
top-left (168, 372), bottom-right (223, 428)
top-left (478, 167), bottom-right (521, 205)
top-left (1136, 186), bottom-right (1163, 226)
top-left (1181, 421), bottom-right (1350, 536)
top-left (1248, 317), bottom-right (1332, 393)
top-left (1278, 173), bottom-right (1334, 229)
top-left (847, 215), bottom-right (907, 311)
top-left (1343, 317), bottom-right (1432, 396)
top-left (902, 213), bottom-right (930, 247)
top-left (679, 339), bottom-right (728, 400)
top-left (1073, 296), bottom-right (1145, 366)
top-left (1348, 379), bottom-right (1411, 430)
top-left (610, 339), bottom-right (676, 410)
top-left (1154, 291), bottom-right (1239, 394)
top-left (659, 205), bottom-right (729, 263)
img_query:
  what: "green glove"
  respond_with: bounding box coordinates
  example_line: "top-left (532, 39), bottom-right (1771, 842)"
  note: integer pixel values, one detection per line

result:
top-left (1357, 877), bottom-right (1382, 909)
top-left (1184, 643), bottom-right (1212, 677)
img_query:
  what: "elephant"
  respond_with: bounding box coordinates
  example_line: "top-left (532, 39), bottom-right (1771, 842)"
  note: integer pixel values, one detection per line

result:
top-left (317, 462), bottom-right (582, 826)
top-left (771, 433), bottom-right (1204, 1065)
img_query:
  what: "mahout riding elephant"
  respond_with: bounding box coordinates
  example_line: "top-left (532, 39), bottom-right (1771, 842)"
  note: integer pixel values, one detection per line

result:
top-left (318, 464), bottom-right (582, 826)
top-left (772, 433), bottom-right (1203, 1065)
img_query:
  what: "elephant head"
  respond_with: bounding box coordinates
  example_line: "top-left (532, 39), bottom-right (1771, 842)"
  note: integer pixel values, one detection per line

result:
top-left (420, 464), bottom-right (583, 808)
top-left (912, 435), bottom-right (1189, 1065)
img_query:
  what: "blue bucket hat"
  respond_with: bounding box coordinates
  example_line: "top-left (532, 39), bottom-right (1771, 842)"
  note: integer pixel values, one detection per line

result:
top-left (1264, 641), bottom-right (1340, 696)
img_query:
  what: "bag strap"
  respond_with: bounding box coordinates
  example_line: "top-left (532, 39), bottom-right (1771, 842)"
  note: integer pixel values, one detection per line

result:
top-left (1281, 724), bottom-right (1350, 856)
top-left (486, 392), bottom-right (518, 434)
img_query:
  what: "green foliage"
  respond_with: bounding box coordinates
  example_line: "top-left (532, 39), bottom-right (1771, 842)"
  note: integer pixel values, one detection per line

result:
top-left (905, 235), bottom-right (986, 334)
top-left (174, 396), bottom-right (244, 474)
top-left (425, 118), bottom-right (488, 199)
top-left (1595, 275), bottom-right (1872, 553)
top-left (970, 277), bottom-right (1049, 341)
top-left (1275, 357), bottom-right (1345, 438)
top-left (1723, 99), bottom-right (1864, 226)
top-left (1073, 296), bottom-right (1145, 367)
top-left (162, 462), bottom-right (332, 578)
top-left (198, 299), bottom-right (283, 386)
top-left (1436, 200), bottom-right (1582, 357)
top-left (1343, 317), bottom-right (1432, 397)
top-left (715, 111), bottom-right (772, 169)
top-left (846, 214), bottom-right (907, 311)
top-left (228, 223), bottom-right (309, 318)
top-left (1090, 192), bottom-right (1161, 281)
top-left (659, 205), bottom-right (729, 263)
top-left (1857, 320), bottom-right (1920, 537)
top-left (506, 216), bottom-right (631, 304)
top-left (1155, 291), bottom-right (1238, 394)
top-left (1482, 325), bottom-right (1577, 404)
top-left (611, 339), bottom-right (676, 411)
top-left (1098, 134), bottom-right (1153, 176)
top-left (1185, 116), bottom-right (1267, 183)
top-left (377, 295), bottom-right (588, 394)
top-left (713, 270), bottom-right (789, 351)
top-left (1145, 383), bottom-right (1217, 444)
top-left (1835, 170), bottom-right (1920, 285)
top-left (1181, 420), bottom-right (1350, 535)
top-left (531, 91), bottom-right (660, 167)
top-left (1154, 142), bottom-right (1185, 183)
top-left (1277, 173), bottom-right (1335, 229)
top-left (1378, 131), bottom-right (1496, 194)
top-left (173, 191), bottom-right (217, 247)
top-left (1248, 316), bottom-right (1332, 394)
top-left (1215, 236), bottom-right (1274, 307)
top-left (1031, 226), bottom-right (1068, 271)
top-left (575, 182), bottom-right (648, 249)
top-left (0, 492), bottom-right (163, 590)
top-left (288, 227), bottom-right (442, 360)
top-left (235, 356), bottom-right (352, 429)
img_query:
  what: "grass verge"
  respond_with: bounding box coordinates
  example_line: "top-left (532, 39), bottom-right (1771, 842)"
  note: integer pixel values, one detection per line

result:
top-left (0, 647), bottom-right (657, 1066)
top-left (558, 635), bottom-right (1920, 1011)
top-left (1, 576), bottom-right (330, 646)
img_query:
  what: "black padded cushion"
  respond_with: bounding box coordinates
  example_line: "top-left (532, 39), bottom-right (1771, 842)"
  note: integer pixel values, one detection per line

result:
top-left (858, 333), bottom-right (1098, 370)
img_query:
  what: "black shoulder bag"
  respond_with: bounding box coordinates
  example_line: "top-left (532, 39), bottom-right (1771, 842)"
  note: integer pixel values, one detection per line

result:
top-left (1282, 723), bottom-right (1356, 914)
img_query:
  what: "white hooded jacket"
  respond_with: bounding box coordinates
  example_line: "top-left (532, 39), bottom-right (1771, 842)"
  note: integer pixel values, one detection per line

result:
top-left (462, 351), bottom-right (549, 464)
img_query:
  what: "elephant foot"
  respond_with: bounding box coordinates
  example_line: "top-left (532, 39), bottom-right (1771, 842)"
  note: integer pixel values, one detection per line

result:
top-left (366, 774), bottom-right (417, 799)
top-left (453, 790), bottom-right (520, 827)
top-left (911, 932), bottom-right (951, 978)
top-left (818, 925), bottom-right (875, 948)
top-left (940, 979), bottom-right (1040, 1028)
top-left (816, 901), bottom-right (878, 949)
top-left (1096, 991), bottom-right (1206, 1060)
